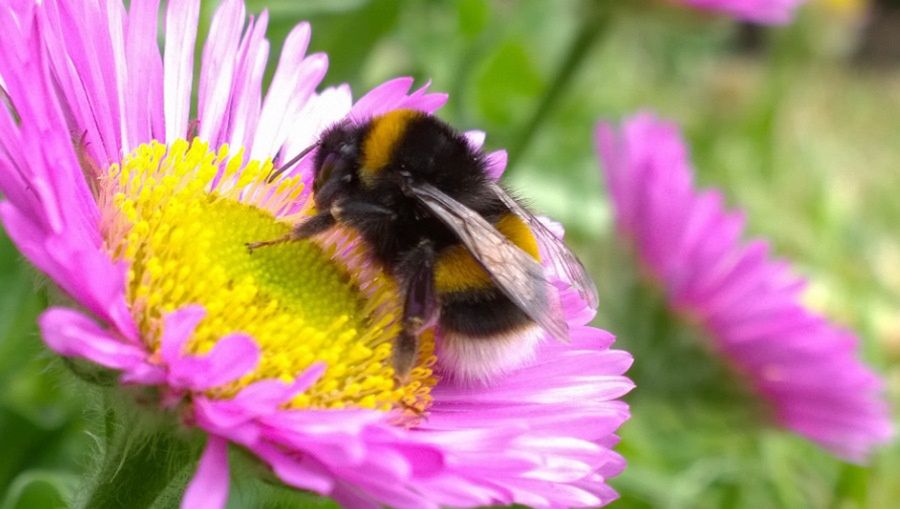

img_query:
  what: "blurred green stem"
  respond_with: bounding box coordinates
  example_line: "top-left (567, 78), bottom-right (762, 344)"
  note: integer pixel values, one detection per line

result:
top-left (505, 0), bottom-right (613, 174)
top-left (830, 463), bottom-right (869, 508)
top-left (74, 398), bottom-right (199, 509)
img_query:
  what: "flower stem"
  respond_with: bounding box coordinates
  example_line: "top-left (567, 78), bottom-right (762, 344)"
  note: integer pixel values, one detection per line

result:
top-left (74, 398), bottom-right (201, 509)
top-left (504, 0), bottom-right (614, 174)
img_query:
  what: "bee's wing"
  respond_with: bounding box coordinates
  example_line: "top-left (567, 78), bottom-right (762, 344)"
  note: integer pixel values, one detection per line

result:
top-left (487, 181), bottom-right (599, 308)
top-left (407, 182), bottom-right (569, 342)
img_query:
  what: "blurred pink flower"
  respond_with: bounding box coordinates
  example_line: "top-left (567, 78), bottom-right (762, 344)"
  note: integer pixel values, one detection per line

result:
top-left (0, 1), bottom-right (632, 508)
top-left (682, 0), bottom-right (806, 24)
top-left (596, 113), bottom-right (892, 462)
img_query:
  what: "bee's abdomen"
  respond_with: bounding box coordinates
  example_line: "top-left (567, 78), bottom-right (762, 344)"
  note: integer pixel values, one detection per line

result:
top-left (432, 212), bottom-right (540, 293)
top-left (439, 288), bottom-right (532, 336)
top-left (437, 287), bottom-right (543, 384)
top-left (438, 288), bottom-right (543, 385)
top-left (433, 212), bottom-right (541, 336)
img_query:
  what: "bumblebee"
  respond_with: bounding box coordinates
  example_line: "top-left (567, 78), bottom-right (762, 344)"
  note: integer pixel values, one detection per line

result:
top-left (249, 109), bottom-right (597, 383)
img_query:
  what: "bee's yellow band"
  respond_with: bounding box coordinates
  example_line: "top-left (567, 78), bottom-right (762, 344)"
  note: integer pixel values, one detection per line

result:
top-left (495, 213), bottom-right (541, 260)
top-left (434, 213), bottom-right (540, 293)
top-left (361, 109), bottom-right (421, 182)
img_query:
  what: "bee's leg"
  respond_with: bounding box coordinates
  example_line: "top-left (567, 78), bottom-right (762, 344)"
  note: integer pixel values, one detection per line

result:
top-left (393, 240), bottom-right (437, 381)
top-left (245, 211), bottom-right (335, 252)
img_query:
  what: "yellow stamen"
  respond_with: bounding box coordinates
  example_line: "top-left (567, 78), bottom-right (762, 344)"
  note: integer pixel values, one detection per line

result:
top-left (100, 139), bottom-right (436, 414)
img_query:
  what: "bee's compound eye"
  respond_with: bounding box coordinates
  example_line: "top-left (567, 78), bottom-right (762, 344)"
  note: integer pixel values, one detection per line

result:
top-left (316, 153), bottom-right (337, 189)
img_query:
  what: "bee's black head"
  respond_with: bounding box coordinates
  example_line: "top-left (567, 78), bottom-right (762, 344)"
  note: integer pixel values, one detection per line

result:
top-left (312, 121), bottom-right (363, 207)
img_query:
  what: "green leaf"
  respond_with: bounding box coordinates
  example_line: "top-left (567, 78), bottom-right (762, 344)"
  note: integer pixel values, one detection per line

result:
top-left (0, 233), bottom-right (44, 361)
top-left (246, 0), bottom-right (369, 17)
top-left (474, 39), bottom-right (544, 125)
top-left (0, 470), bottom-right (78, 509)
top-left (456, 0), bottom-right (490, 38)
top-left (0, 407), bottom-right (82, 497)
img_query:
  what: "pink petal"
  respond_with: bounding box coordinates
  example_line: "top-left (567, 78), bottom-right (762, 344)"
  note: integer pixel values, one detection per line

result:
top-left (163, 0), bottom-right (201, 142)
top-left (683, 0), bottom-right (805, 25)
top-left (349, 77), bottom-right (414, 119)
top-left (157, 306), bottom-right (259, 390)
top-left (123, 0), bottom-right (163, 148)
top-left (39, 307), bottom-right (148, 370)
top-left (596, 113), bottom-right (893, 461)
top-left (221, 11), bottom-right (269, 155)
top-left (484, 149), bottom-right (508, 180)
top-left (464, 130), bottom-right (486, 148)
top-left (160, 305), bottom-right (207, 364)
top-left (41, 0), bottom-right (123, 163)
top-left (195, 362), bottom-right (325, 429)
top-left (182, 436), bottom-right (230, 509)
top-left (197, 0), bottom-right (245, 146)
top-left (168, 333), bottom-right (259, 391)
top-left (251, 22), bottom-right (329, 160)
top-left (349, 77), bottom-right (447, 121)
top-left (254, 443), bottom-right (335, 493)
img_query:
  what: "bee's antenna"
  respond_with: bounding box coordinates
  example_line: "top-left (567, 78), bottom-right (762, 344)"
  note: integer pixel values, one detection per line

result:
top-left (267, 142), bottom-right (319, 183)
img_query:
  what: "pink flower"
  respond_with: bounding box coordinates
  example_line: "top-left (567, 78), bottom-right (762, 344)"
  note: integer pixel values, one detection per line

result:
top-left (681, 0), bottom-right (806, 24)
top-left (596, 113), bottom-right (892, 462)
top-left (0, 1), bottom-right (632, 507)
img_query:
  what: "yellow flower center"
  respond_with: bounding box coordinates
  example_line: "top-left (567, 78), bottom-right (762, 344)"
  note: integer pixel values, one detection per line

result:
top-left (99, 139), bottom-right (435, 414)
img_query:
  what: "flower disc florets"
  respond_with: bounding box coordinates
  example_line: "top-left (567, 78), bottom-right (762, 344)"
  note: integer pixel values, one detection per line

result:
top-left (101, 138), bottom-right (435, 413)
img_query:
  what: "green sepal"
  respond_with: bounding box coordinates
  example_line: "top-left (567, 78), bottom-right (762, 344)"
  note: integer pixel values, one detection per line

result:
top-left (72, 393), bottom-right (202, 509)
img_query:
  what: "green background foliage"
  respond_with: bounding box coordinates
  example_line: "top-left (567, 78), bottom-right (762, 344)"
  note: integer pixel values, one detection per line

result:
top-left (1, 0), bottom-right (898, 507)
